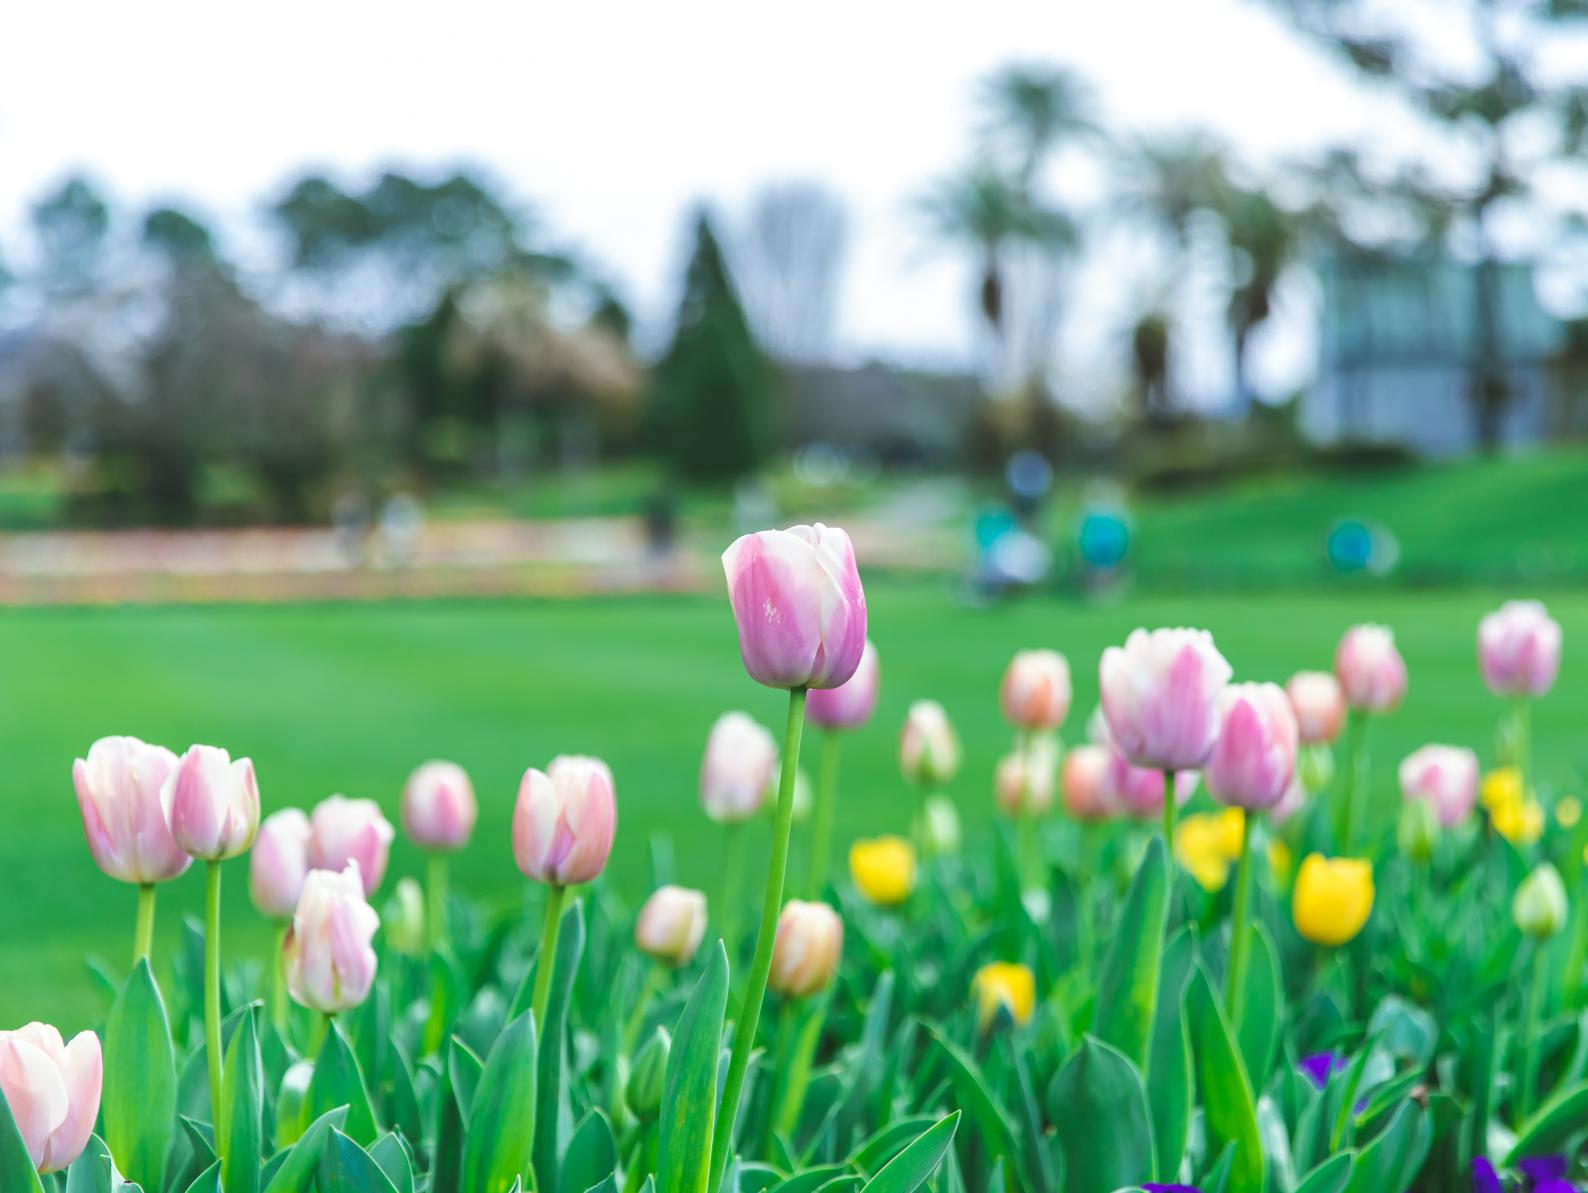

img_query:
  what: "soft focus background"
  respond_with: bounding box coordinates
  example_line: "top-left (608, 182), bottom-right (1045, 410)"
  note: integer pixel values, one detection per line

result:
top-left (4, 0), bottom-right (1588, 1026)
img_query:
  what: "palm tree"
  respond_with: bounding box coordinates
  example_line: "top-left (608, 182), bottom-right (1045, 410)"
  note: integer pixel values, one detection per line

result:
top-left (1116, 131), bottom-right (1232, 248)
top-left (1222, 186), bottom-right (1306, 407)
top-left (979, 65), bottom-right (1096, 187)
top-left (916, 162), bottom-right (1031, 341)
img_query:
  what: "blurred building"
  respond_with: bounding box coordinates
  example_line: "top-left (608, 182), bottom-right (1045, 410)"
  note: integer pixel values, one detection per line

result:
top-left (779, 361), bottom-right (983, 466)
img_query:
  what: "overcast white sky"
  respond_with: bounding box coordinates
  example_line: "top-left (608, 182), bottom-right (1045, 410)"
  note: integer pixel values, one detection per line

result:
top-left (0, 0), bottom-right (1511, 403)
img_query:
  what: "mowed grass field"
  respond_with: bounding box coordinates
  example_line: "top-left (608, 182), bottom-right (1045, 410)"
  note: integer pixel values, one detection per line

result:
top-left (4, 578), bottom-right (1586, 1028)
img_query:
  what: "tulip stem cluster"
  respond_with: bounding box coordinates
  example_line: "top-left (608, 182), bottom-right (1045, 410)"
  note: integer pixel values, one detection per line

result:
top-left (1224, 811), bottom-right (1255, 1025)
top-left (710, 684), bottom-right (807, 1193)
top-left (203, 860), bottom-right (225, 1144)
top-left (426, 854), bottom-right (449, 954)
top-left (134, 883), bottom-right (156, 963)
top-left (531, 883), bottom-right (568, 1031)
top-left (807, 731), bottom-right (841, 896)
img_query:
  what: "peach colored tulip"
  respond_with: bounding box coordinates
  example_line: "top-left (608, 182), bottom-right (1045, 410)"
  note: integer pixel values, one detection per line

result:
top-left (1061, 744), bottom-right (1116, 822)
top-left (401, 761), bottom-right (477, 852)
top-left (768, 900), bottom-right (843, 998)
top-left (634, 885), bottom-right (708, 967)
top-left (0, 1023), bottom-right (101, 1173)
top-left (1285, 671), bottom-right (1346, 745)
top-left (73, 735), bottom-right (190, 884)
top-left (1000, 649), bottom-right (1072, 731)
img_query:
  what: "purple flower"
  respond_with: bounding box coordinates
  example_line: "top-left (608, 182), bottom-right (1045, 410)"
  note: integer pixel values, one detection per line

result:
top-left (1473, 1158), bottom-right (1505, 1193)
top-left (1519, 1158), bottom-right (1568, 1185)
top-left (1298, 1051), bottom-right (1348, 1090)
top-left (1143, 1185), bottom-right (1201, 1193)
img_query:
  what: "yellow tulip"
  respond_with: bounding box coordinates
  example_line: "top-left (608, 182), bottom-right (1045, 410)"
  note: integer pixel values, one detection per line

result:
top-left (849, 836), bottom-right (917, 906)
top-left (973, 962), bottom-right (1035, 1029)
top-left (1268, 839), bottom-right (1294, 884)
top-left (1173, 808), bottom-right (1246, 893)
top-left (1556, 796), bottom-right (1581, 829)
top-left (1481, 766), bottom-right (1523, 813)
top-left (1493, 797), bottom-right (1544, 846)
top-left (1292, 854), bottom-right (1374, 947)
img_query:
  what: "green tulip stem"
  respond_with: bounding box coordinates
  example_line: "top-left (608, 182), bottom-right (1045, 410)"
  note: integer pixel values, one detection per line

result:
top-left (1517, 942), bottom-right (1547, 1124)
top-left (203, 859), bottom-right (224, 1142)
top-left (1513, 698), bottom-right (1532, 805)
top-left (1340, 708), bottom-right (1368, 852)
top-left (1162, 769), bottom-right (1179, 846)
top-left (1225, 811), bottom-right (1256, 1026)
top-left (807, 730), bottom-right (841, 896)
top-left (710, 685), bottom-right (807, 1192)
top-left (426, 853), bottom-right (449, 953)
top-left (134, 882), bottom-right (156, 964)
top-left (531, 883), bottom-right (568, 1030)
top-left (721, 820), bottom-right (748, 952)
top-left (270, 921), bottom-right (289, 1036)
top-left (622, 962), bottom-right (663, 1053)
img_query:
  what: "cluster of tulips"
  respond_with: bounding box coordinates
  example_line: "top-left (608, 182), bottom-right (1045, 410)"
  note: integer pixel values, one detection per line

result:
top-left (0, 519), bottom-right (1582, 1193)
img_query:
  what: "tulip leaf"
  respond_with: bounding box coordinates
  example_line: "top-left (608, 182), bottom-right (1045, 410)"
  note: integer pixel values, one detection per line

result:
top-left (1093, 835), bottom-right (1169, 1071)
top-left (306, 1022), bottom-right (380, 1145)
top-left (534, 899), bottom-right (586, 1193)
top-left (1186, 965), bottom-right (1265, 1193)
top-left (182, 1161), bottom-right (223, 1193)
top-left (1147, 926), bottom-right (1196, 1182)
top-left (369, 1133), bottom-right (415, 1193)
top-left (262, 1106), bottom-right (348, 1193)
top-left (560, 1110), bottom-right (617, 1193)
top-left (0, 1072), bottom-right (46, 1193)
top-left (767, 1165), bottom-right (849, 1193)
top-left (448, 1038), bottom-right (484, 1121)
top-left (1341, 1102), bottom-right (1429, 1193)
top-left (63, 1133), bottom-right (115, 1193)
top-left (221, 1006), bottom-right (263, 1193)
top-left (317, 1128), bottom-right (399, 1193)
top-left (1293, 1152), bottom-right (1355, 1193)
top-left (857, 1111), bottom-right (960, 1193)
top-left (657, 940), bottom-right (729, 1193)
top-left (461, 1007), bottom-right (538, 1193)
top-left (926, 1027), bottom-right (1022, 1166)
top-left (847, 1116), bottom-right (942, 1175)
top-left (1048, 1036), bottom-right (1153, 1193)
top-left (1236, 921), bottom-right (1283, 1090)
top-left (103, 958), bottom-right (177, 1193)
top-left (1503, 1078), bottom-right (1588, 1164)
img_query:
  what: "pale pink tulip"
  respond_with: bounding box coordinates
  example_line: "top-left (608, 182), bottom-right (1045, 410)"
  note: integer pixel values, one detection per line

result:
top-left (250, 808), bottom-right (312, 919)
top-left (1334, 624), bottom-right (1407, 713)
top-left (1000, 650), bottom-right (1072, 732)
top-left (401, 761), bottom-right (477, 852)
top-left (700, 712), bottom-right (778, 823)
top-left (1104, 751), bottom-right (1198, 820)
top-left (309, 795), bottom-right (395, 896)
top-left (722, 523), bottom-right (867, 690)
top-left (768, 900), bottom-right (844, 998)
top-left (284, 863), bottom-right (380, 1013)
top-left (167, 744), bottom-right (260, 861)
top-left (1479, 600), bottom-right (1561, 699)
top-left (900, 700), bottom-right (960, 788)
top-left (1061, 744), bottom-right (1117, 822)
top-left (0, 1023), bottom-right (101, 1173)
top-left (1205, 683), bottom-right (1299, 812)
top-left (1285, 671), bottom-right (1346, 745)
top-left (1100, 628), bottom-right (1232, 770)
top-left (634, 885), bottom-right (708, 967)
top-left (72, 735), bottom-right (190, 884)
top-left (806, 639), bottom-right (881, 730)
top-left (1398, 744), bottom-right (1480, 828)
top-left (513, 757), bottom-right (617, 886)
top-left (995, 736), bottom-right (1060, 817)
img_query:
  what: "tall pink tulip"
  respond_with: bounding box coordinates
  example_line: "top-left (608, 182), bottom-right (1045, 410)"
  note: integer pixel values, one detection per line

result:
top-left (250, 808), bottom-right (311, 919)
top-left (73, 735), bottom-right (190, 885)
top-left (1334, 624), bottom-right (1407, 713)
top-left (309, 795), bottom-right (395, 896)
top-left (1000, 650), bottom-right (1072, 731)
top-left (1205, 683), bottom-right (1299, 812)
top-left (168, 744), bottom-right (260, 862)
top-left (284, 863), bottom-right (380, 1014)
top-left (1285, 671), bottom-right (1346, 745)
top-left (401, 761), bottom-right (477, 852)
top-left (0, 1024), bottom-right (101, 1173)
top-left (1061, 744), bottom-right (1117, 822)
top-left (721, 523), bottom-right (867, 691)
top-left (700, 712), bottom-right (778, 823)
top-left (1398, 744), bottom-right (1479, 828)
top-left (806, 639), bottom-right (880, 730)
top-left (1479, 600), bottom-right (1561, 699)
top-left (1100, 628), bottom-right (1232, 772)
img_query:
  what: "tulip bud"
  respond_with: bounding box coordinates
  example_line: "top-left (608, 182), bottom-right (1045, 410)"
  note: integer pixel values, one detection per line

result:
top-left (513, 757), bottom-right (617, 887)
top-left (919, 794), bottom-right (962, 857)
top-left (722, 523), bottom-right (867, 690)
top-left (1398, 745), bottom-right (1479, 829)
top-left (1205, 683), bottom-right (1299, 812)
top-left (168, 744), bottom-right (260, 862)
top-left (1297, 742), bottom-right (1335, 794)
top-left (1291, 854), bottom-right (1374, 947)
top-left (0, 1024), bottom-right (102, 1173)
top-left (1334, 624), bottom-right (1407, 713)
top-left (401, 761), bottom-right (477, 852)
top-left (284, 862), bottom-right (380, 1013)
top-left (700, 712), bottom-right (778, 824)
top-left (849, 836), bottom-right (917, 906)
top-left (1285, 671), bottom-right (1346, 745)
top-left (1099, 627), bottom-right (1232, 770)
top-left (309, 795), bottom-right (395, 896)
top-left (973, 962), bottom-right (1035, 1030)
top-left (900, 700), bottom-right (960, 788)
top-left (250, 808), bottom-right (312, 919)
top-left (1000, 649), bottom-right (1072, 732)
top-left (1060, 744), bottom-right (1115, 822)
top-left (72, 735), bottom-right (191, 885)
top-left (1479, 600), bottom-right (1562, 699)
top-left (634, 885), bottom-right (708, 967)
top-left (995, 736), bottom-right (1061, 818)
top-left (384, 876), bottom-right (426, 957)
top-left (768, 901), bottom-right (843, 998)
top-left (1104, 752), bottom-right (1198, 820)
top-left (1513, 863), bottom-right (1568, 940)
top-left (806, 639), bottom-right (880, 731)
top-left (626, 1027), bottom-right (669, 1122)
top-left (1397, 795), bottom-right (1440, 864)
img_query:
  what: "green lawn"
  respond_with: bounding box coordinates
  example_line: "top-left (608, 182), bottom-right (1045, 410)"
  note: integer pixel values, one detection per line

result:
top-left (4, 579), bottom-right (1586, 1028)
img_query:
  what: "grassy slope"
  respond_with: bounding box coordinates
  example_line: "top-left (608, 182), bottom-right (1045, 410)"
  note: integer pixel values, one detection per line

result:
top-left (4, 578), bottom-right (1586, 1027)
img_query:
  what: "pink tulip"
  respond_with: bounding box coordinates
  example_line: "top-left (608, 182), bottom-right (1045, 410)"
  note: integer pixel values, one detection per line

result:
top-left (768, 900), bottom-right (844, 998)
top-left (1478, 600), bottom-right (1562, 699)
top-left (1285, 671), bottom-right (1346, 745)
top-left (995, 736), bottom-right (1060, 817)
top-left (900, 700), bottom-right (961, 788)
top-left (72, 735), bottom-right (191, 884)
top-left (722, 523), bottom-right (868, 690)
top-left (1398, 744), bottom-right (1479, 828)
top-left (634, 885), bottom-right (708, 967)
top-left (250, 808), bottom-right (311, 919)
top-left (1099, 628), bottom-right (1232, 770)
top-left (1334, 624), bottom-right (1407, 713)
top-left (1205, 683), bottom-right (1299, 812)
top-left (284, 863), bottom-right (380, 1013)
top-left (1000, 649), bottom-right (1072, 731)
top-left (168, 744), bottom-right (260, 861)
top-left (700, 712), bottom-right (778, 823)
top-left (309, 796), bottom-right (395, 896)
top-left (401, 761), bottom-right (478, 852)
top-left (806, 639), bottom-right (881, 730)
top-left (1103, 751), bottom-right (1198, 820)
top-left (0, 1024), bottom-right (101, 1173)
top-left (1061, 744), bottom-right (1117, 822)
top-left (513, 756), bottom-right (617, 886)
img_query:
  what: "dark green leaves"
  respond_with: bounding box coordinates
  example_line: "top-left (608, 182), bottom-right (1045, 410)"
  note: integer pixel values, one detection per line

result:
top-left (857, 1112), bottom-right (960, 1193)
top-left (1093, 836), bottom-right (1169, 1070)
top-left (306, 1023), bottom-right (379, 1146)
top-left (657, 941), bottom-right (729, 1193)
top-left (221, 1006), bottom-right (264, 1193)
top-left (1186, 966), bottom-right (1264, 1193)
top-left (103, 958), bottom-right (176, 1193)
top-left (461, 1008), bottom-right (539, 1193)
top-left (1049, 1037), bottom-right (1152, 1193)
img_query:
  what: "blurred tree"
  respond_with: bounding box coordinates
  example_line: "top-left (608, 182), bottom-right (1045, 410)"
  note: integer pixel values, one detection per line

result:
top-left (650, 210), bottom-right (772, 483)
top-left (31, 176), bottom-right (111, 292)
top-left (737, 182), bottom-right (848, 364)
top-left (142, 205), bottom-right (220, 269)
top-left (1272, 0), bottom-right (1588, 450)
top-left (917, 163), bottom-right (1029, 342)
top-left (1221, 186), bottom-right (1309, 409)
top-left (980, 64), bottom-right (1096, 189)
